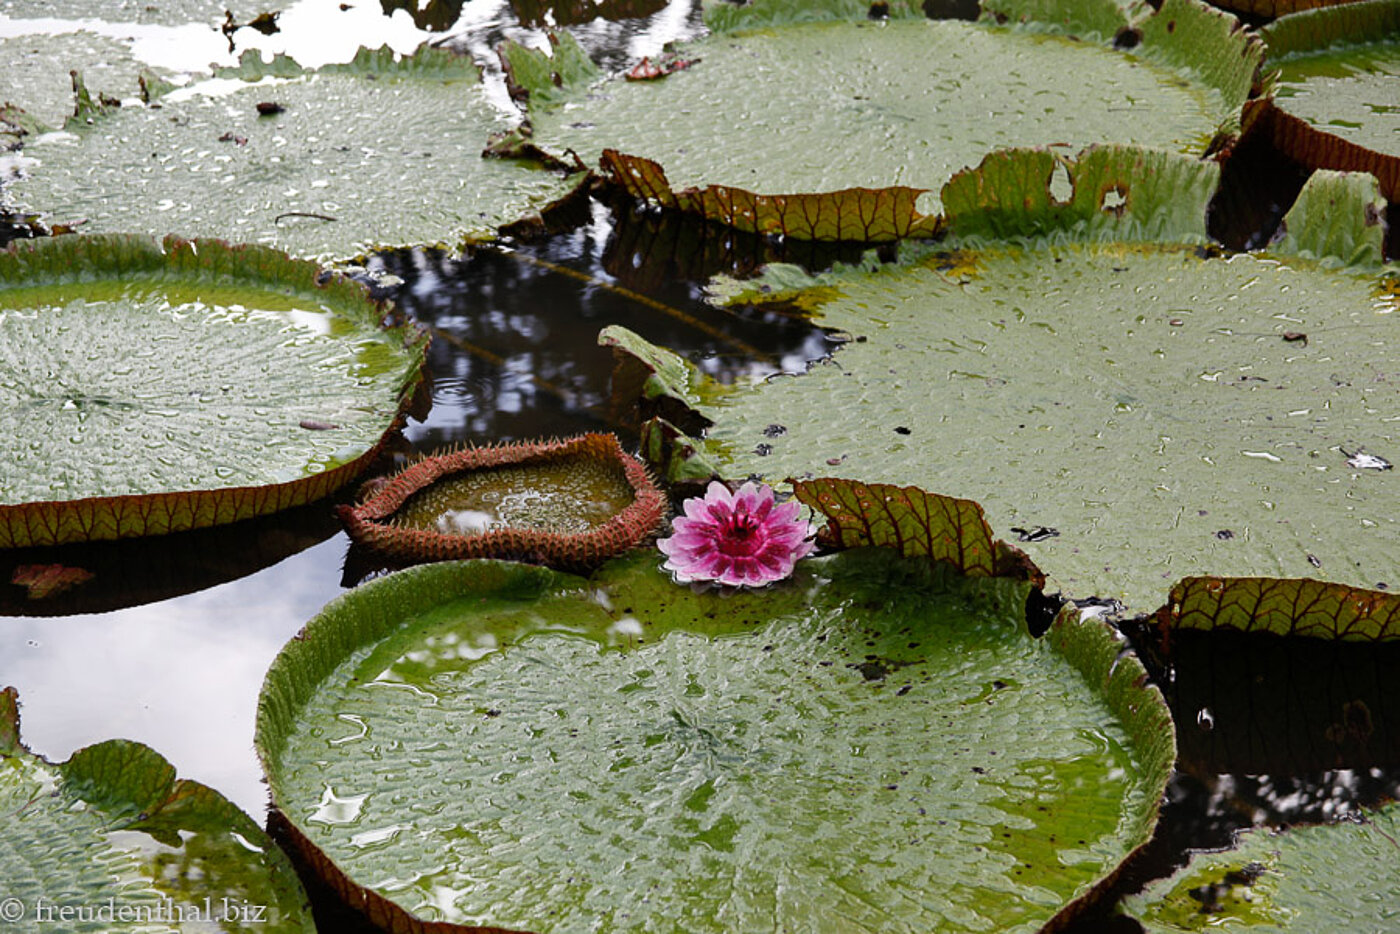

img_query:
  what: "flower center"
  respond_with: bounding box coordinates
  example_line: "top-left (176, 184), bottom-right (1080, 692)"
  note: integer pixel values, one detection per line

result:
top-left (718, 513), bottom-right (763, 556)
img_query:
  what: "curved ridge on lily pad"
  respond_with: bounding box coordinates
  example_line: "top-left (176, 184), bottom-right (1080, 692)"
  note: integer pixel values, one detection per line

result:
top-left (641, 147), bottom-right (1398, 611)
top-left (0, 686), bottom-right (315, 933)
top-left (506, 0), bottom-right (1257, 238)
top-left (0, 234), bottom-right (426, 547)
top-left (256, 535), bottom-right (1173, 932)
top-left (338, 433), bottom-right (666, 571)
top-left (1245, 1), bottom-right (1400, 201)
top-left (9, 45), bottom-right (586, 261)
top-left (1156, 575), bottom-right (1400, 642)
top-left (1121, 800), bottom-right (1400, 932)
top-left (795, 476), bottom-right (1046, 586)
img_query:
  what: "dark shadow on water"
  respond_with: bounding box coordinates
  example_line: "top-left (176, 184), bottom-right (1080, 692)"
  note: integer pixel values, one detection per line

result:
top-left (1207, 127), bottom-right (1313, 253)
top-left (1063, 620), bottom-right (1400, 932)
top-left (0, 497), bottom-right (345, 617)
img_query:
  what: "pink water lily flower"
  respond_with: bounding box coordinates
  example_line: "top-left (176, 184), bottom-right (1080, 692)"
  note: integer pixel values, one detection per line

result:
top-left (658, 481), bottom-right (815, 587)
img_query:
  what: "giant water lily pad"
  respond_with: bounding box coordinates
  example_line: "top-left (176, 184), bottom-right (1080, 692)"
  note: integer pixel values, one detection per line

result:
top-left (506, 0), bottom-right (1257, 237)
top-left (338, 433), bottom-right (667, 570)
top-left (1245, 0), bottom-right (1400, 200)
top-left (0, 234), bottom-right (426, 546)
top-left (9, 46), bottom-right (585, 261)
top-left (1121, 801), bottom-right (1400, 932)
top-left (0, 32), bottom-right (169, 134)
top-left (256, 542), bottom-right (1173, 932)
top-left (0, 687), bottom-right (315, 932)
top-left (0, 0), bottom-right (252, 25)
top-left (644, 148), bottom-right (1399, 611)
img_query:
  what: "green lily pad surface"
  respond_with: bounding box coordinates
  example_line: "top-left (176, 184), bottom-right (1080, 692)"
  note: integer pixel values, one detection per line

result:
top-left (1121, 801), bottom-right (1400, 932)
top-left (0, 0), bottom-right (248, 26)
top-left (1246, 1), bottom-right (1400, 200)
top-left (0, 687), bottom-right (314, 933)
top-left (0, 32), bottom-right (167, 133)
top-left (1268, 18), bottom-right (1400, 157)
top-left (681, 150), bottom-right (1398, 611)
top-left (9, 47), bottom-right (584, 261)
top-left (515, 0), bottom-right (1254, 218)
top-left (0, 234), bottom-right (426, 546)
top-left (257, 550), bottom-right (1172, 932)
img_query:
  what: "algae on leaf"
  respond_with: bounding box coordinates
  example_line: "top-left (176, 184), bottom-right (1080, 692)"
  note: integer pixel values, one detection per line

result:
top-left (258, 544), bottom-right (1172, 933)
top-left (1122, 801), bottom-right (1400, 933)
top-left (0, 234), bottom-right (426, 546)
top-left (10, 46), bottom-right (585, 261)
top-left (685, 149), bottom-right (1399, 611)
top-left (0, 687), bottom-right (315, 933)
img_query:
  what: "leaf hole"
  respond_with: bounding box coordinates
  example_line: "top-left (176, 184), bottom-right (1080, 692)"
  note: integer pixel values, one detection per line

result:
top-left (1048, 162), bottom-right (1072, 205)
top-left (1100, 185), bottom-right (1128, 216)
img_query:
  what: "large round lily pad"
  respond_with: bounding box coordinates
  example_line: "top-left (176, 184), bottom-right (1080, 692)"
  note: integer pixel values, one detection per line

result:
top-left (675, 149), bottom-right (1399, 611)
top-left (257, 550), bottom-right (1172, 932)
top-left (1245, 0), bottom-right (1400, 201)
top-left (0, 234), bottom-right (426, 546)
top-left (0, 32), bottom-right (168, 133)
top-left (507, 0), bottom-right (1256, 235)
top-left (0, 687), bottom-right (314, 933)
top-left (9, 46), bottom-right (586, 261)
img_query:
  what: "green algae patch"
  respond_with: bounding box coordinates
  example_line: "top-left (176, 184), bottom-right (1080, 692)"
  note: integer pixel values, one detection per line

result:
top-left (257, 547), bottom-right (1172, 932)
top-left (1122, 801), bottom-right (1400, 932)
top-left (10, 46), bottom-right (585, 262)
top-left (0, 686), bottom-right (314, 933)
top-left (508, 0), bottom-right (1256, 237)
top-left (0, 234), bottom-right (426, 546)
top-left (689, 149), bottom-right (1398, 611)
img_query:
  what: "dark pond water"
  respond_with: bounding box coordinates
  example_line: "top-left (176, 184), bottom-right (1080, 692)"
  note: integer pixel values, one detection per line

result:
top-left (2, 1), bottom-right (1399, 931)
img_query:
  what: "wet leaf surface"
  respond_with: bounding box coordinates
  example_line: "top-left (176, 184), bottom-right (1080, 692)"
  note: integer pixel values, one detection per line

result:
top-left (688, 150), bottom-right (1398, 612)
top-left (516, 1), bottom-right (1253, 228)
top-left (9, 46), bottom-right (585, 261)
top-left (0, 234), bottom-right (425, 545)
top-left (258, 551), bottom-right (1172, 933)
top-left (1123, 800), bottom-right (1400, 932)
